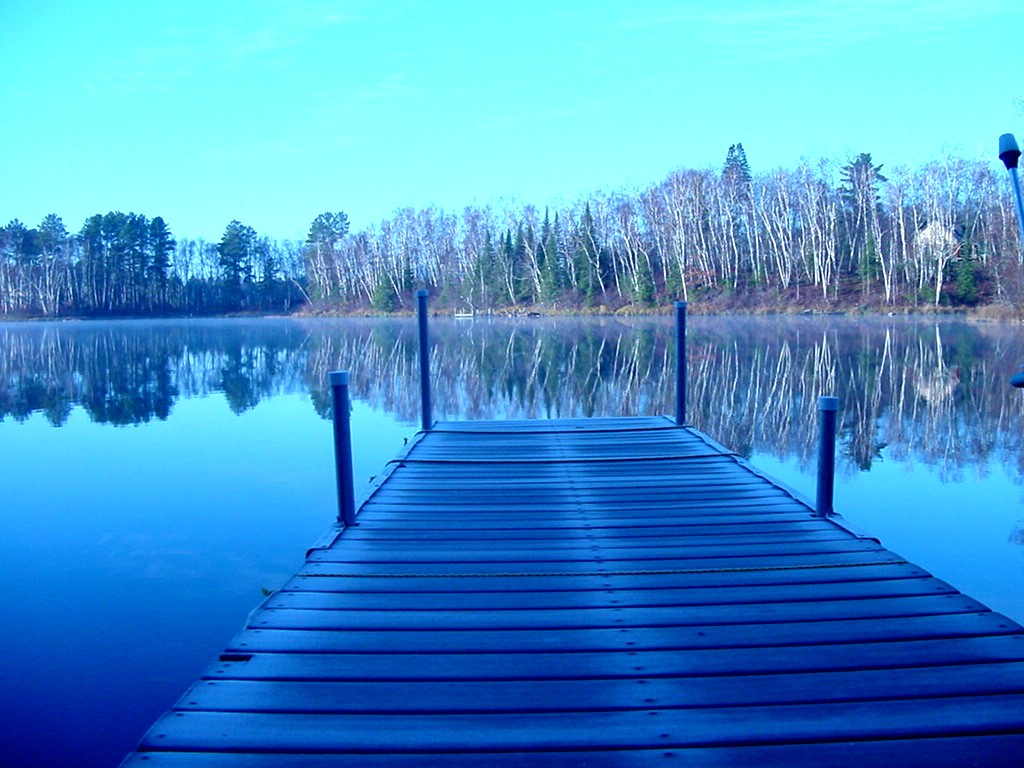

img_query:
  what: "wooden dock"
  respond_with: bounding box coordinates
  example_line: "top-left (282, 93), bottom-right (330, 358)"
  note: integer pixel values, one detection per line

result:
top-left (122, 417), bottom-right (1024, 766)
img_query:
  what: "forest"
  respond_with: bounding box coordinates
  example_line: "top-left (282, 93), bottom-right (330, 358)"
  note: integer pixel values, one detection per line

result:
top-left (2, 146), bottom-right (1022, 318)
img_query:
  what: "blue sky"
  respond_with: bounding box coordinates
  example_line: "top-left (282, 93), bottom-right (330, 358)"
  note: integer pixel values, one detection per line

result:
top-left (1, 0), bottom-right (1021, 241)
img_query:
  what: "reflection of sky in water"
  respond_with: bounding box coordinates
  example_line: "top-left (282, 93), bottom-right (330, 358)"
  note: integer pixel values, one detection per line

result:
top-left (0, 393), bottom-right (415, 768)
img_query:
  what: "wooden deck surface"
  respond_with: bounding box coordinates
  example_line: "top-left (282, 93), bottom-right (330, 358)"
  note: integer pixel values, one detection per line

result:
top-left (122, 417), bottom-right (1024, 766)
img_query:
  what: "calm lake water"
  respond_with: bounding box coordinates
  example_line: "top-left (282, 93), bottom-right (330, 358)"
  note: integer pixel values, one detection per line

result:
top-left (2, 315), bottom-right (1024, 767)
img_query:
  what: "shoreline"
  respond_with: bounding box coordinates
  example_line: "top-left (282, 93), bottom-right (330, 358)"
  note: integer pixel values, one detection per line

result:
top-left (4, 300), bottom-right (1019, 324)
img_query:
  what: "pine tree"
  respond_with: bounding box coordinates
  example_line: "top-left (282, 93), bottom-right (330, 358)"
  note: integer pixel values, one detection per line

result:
top-left (841, 153), bottom-right (887, 297)
top-left (722, 144), bottom-right (754, 286)
top-left (254, 237), bottom-right (280, 309)
top-left (634, 257), bottom-right (655, 306)
top-left (540, 211), bottom-right (563, 302)
top-left (305, 211), bottom-right (350, 301)
top-left (371, 279), bottom-right (398, 311)
top-left (474, 230), bottom-right (498, 308)
top-left (512, 223), bottom-right (531, 303)
top-left (218, 220), bottom-right (257, 310)
top-left (148, 216), bottom-right (175, 307)
top-left (573, 204), bottom-right (606, 305)
top-left (841, 153), bottom-right (887, 195)
top-left (953, 234), bottom-right (980, 306)
top-left (722, 143), bottom-right (752, 193)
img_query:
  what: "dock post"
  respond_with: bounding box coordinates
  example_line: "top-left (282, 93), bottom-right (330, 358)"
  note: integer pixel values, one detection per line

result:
top-left (675, 301), bottom-right (687, 426)
top-left (816, 396), bottom-right (839, 517)
top-left (416, 289), bottom-right (433, 430)
top-left (330, 370), bottom-right (357, 527)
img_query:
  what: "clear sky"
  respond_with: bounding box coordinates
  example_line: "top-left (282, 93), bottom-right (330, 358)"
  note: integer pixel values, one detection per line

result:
top-left (1, 0), bottom-right (1021, 242)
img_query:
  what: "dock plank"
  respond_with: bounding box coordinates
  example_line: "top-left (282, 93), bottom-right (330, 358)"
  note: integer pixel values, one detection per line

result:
top-left (138, 695), bottom-right (1024, 751)
top-left (227, 612), bottom-right (1016, 654)
top-left (180, 662), bottom-right (1024, 712)
top-left (207, 635), bottom-right (1024, 681)
top-left (118, 735), bottom-right (1024, 768)
top-left (285, 560), bottom-right (931, 594)
top-left (250, 595), bottom-right (986, 631)
top-left (272, 577), bottom-right (958, 610)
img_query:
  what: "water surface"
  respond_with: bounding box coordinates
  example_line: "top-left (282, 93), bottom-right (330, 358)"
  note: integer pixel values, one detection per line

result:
top-left (1, 315), bottom-right (1023, 767)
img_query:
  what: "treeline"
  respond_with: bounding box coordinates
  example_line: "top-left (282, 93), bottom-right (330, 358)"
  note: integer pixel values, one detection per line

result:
top-left (2, 147), bottom-right (1022, 317)
top-left (0, 213), bottom-right (310, 316)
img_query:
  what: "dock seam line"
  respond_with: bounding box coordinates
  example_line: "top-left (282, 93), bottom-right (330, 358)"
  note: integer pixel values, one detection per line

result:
top-left (388, 452), bottom-right (739, 466)
top-left (298, 561), bottom-right (910, 578)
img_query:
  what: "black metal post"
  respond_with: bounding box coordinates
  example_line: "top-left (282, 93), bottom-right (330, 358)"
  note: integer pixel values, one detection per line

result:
top-left (816, 396), bottom-right (839, 517)
top-left (999, 134), bottom-right (1024, 246)
top-left (330, 370), bottom-right (356, 527)
top-left (416, 289), bottom-right (432, 430)
top-left (997, 135), bottom-right (1024, 389)
top-left (675, 301), bottom-right (687, 425)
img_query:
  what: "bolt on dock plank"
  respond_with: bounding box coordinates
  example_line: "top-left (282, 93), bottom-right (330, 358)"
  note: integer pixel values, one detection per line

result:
top-left (122, 417), bottom-right (1024, 767)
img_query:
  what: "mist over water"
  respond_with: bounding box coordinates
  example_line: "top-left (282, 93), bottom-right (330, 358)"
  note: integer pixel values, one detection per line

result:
top-left (2, 315), bottom-right (1024, 767)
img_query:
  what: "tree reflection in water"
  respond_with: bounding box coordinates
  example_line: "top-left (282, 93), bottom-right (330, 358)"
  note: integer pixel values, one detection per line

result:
top-left (2, 315), bottom-right (1023, 480)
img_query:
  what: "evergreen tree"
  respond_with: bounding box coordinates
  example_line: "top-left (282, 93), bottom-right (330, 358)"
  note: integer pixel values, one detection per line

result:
top-left (123, 213), bottom-right (151, 305)
top-left (37, 214), bottom-right (68, 253)
top-left (722, 143), bottom-right (752, 194)
top-left (539, 210), bottom-right (563, 302)
top-left (401, 257), bottom-right (414, 294)
top-left (721, 143), bottom-right (755, 287)
top-left (953, 234), bottom-right (980, 306)
top-left (148, 216), bottom-right (175, 306)
top-left (841, 153), bottom-right (888, 194)
top-left (254, 236), bottom-right (280, 309)
top-left (371, 279), bottom-right (398, 311)
top-left (100, 212), bottom-right (131, 303)
top-left (218, 220), bottom-right (257, 310)
top-left (501, 229), bottom-right (515, 303)
top-left (512, 223), bottom-right (531, 303)
top-left (305, 211), bottom-right (350, 301)
top-left (77, 215), bottom-right (104, 311)
top-left (307, 211), bottom-right (350, 246)
top-left (474, 229), bottom-right (498, 308)
top-left (840, 153), bottom-right (887, 296)
top-left (1, 219), bottom-right (38, 312)
top-left (954, 255), bottom-right (979, 305)
top-left (573, 204), bottom-right (607, 305)
top-left (634, 256), bottom-right (655, 306)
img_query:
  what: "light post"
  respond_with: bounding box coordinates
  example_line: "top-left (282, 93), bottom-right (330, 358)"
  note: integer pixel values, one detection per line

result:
top-left (998, 134), bottom-right (1024, 388)
top-left (999, 134), bottom-right (1024, 244)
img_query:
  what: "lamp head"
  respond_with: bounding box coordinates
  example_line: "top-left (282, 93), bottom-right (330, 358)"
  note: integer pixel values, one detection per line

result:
top-left (1000, 133), bottom-right (1021, 170)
